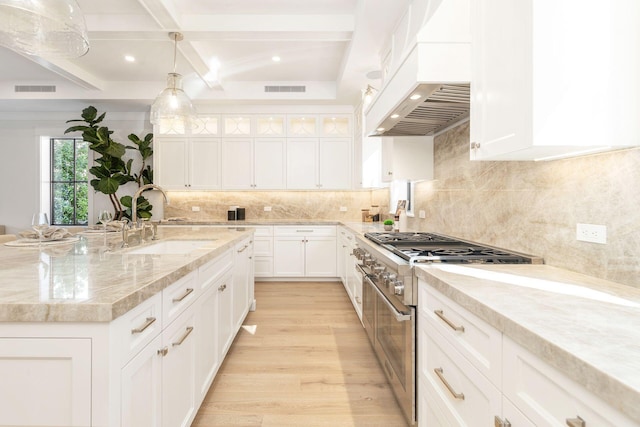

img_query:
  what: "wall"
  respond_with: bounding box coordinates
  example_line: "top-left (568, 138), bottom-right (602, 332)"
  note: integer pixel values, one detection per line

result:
top-left (409, 121), bottom-right (640, 289)
top-left (0, 111), bottom-right (151, 233)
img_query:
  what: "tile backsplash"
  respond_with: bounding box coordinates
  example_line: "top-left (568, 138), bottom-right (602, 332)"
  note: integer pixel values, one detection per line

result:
top-left (409, 121), bottom-right (640, 289)
top-left (164, 190), bottom-right (378, 222)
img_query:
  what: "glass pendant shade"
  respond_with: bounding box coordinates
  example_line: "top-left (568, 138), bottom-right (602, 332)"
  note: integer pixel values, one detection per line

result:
top-left (0, 0), bottom-right (89, 57)
top-left (150, 72), bottom-right (197, 126)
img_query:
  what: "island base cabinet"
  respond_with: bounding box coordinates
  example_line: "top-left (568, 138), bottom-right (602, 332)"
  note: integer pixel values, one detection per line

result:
top-left (0, 338), bottom-right (92, 426)
top-left (419, 321), bottom-right (501, 426)
top-left (502, 336), bottom-right (637, 427)
top-left (161, 304), bottom-right (198, 427)
top-left (121, 335), bottom-right (162, 427)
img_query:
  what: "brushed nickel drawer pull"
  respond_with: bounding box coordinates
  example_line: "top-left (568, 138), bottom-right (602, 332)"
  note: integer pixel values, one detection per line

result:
top-left (566, 416), bottom-right (585, 427)
top-left (172, 326), bottom-right (194, 347)
top-left (157, 346), bottom-right (168, 357)
top-left (495, 416), bottom-right (511, 427)
top-left (434, 367), bottom-right (465, 400)
top-left (296, 229), bottom-right (313, 233)
top-left (237, 244), bottom-right (248, 253)
top-left (131, 317), bottom-right (156, 334)
top-left (172, 287), bottom-right (194, 303)
top-left (434, 309), bottom-right (465, 332)
top-left (218, 283), bottom-right (227, 292)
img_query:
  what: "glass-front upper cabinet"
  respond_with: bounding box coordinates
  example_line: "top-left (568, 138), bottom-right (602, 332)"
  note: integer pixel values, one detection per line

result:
top-left (256, 116), bottom-right (285, 136)
top-left (191, 116), bottom-right (220, 136)
top-left (321, 115), bottom-right (351, 137)
top-left (288, 115), bottom-right (318, 136)
top-left (223, 116), bottom-right (252, 136)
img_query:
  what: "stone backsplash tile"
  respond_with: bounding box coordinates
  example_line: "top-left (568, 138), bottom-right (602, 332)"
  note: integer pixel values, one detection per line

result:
top-left (411, 121), bottom-right (640, 289)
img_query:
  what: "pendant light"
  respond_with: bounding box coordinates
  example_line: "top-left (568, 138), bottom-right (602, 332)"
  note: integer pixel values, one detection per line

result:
top-left (0, 0), bottom-right (89, 57)
top-left (150, 32), bottom-right (197, 128)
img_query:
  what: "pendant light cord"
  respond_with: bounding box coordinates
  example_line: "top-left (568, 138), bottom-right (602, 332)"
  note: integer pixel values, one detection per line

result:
top-left (172, 33), bottom-right (178, 74)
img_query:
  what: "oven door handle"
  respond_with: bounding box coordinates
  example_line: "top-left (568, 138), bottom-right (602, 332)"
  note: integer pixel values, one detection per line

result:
top-left (363, 274), bottom-right (411, 322)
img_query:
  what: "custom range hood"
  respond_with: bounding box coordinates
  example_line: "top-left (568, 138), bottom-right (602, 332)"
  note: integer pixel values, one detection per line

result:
top-left (365, 0), bottom-right (470, 137)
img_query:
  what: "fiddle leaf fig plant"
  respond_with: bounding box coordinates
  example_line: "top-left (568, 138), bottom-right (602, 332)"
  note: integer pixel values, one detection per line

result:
top-left (65, 106), bottom-right (154, 221)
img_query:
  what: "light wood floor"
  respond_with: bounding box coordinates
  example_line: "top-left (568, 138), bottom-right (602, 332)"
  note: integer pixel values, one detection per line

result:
top-left (192, 281), bottom-right (409, 427)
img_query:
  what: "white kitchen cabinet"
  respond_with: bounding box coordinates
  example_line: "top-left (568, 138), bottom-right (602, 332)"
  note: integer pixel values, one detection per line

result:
top-left (470, 0), bottom-right (640, 161)
top-left (221, 138), bottom-right (286, 189)
top-left (217, 269), bottom-right (234, 359)
top-left (155, 136), bottom-right (221, 190)
top-left (287, 138), bottom-right (351, 189)
top-left (121, 334), bottom-right (162, 427)
top-left (161, 304), bottom-right (197, 427)
top-left (223, 116), bottom-right (252, 136)
top-left (288, 115), bottom-right (318, 136)
top-left (256, 115), bottom-right (285, 136)
top-left (502, 335), bottom-right (636, 427)
top-left (253, 226), bottom-right (274, 277)
top-left (338, 226), bottom-right (362, 322)
top-left (0, 337), bottom-right (92, 426)
top-left (320, 115), bottom-right (351, 137)
top-left (273, 226), bottom-right (337, 277)
top-left (380, 136), bottom-right (433, 182)
top-left (232, 236), bottom-right (253, 331)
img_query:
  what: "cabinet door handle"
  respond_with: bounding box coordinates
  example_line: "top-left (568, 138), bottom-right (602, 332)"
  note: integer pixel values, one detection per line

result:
top-left (237, 244), bottom-right (248, 253)
top-left (296, 229), bottom-right (313, 233)
top-left (131, 317), bottom-right (156, 334)
top-left (494, 416), bottom-right (512, 427)
top-left (470, 142), bottom-right (481, 150)
top-left (157, 346), bottom-right (168, 357)
top-left (218, 283), bottom-right (227, 292)
top-left (172, 326), bottom-right (194, 347)
top-left (566, 416), bottom-right (585, 427)
top-left (434, 367), bottom-right (465, 400)
top-left (434, 309), bottom-right (465, 332)
top-left (172, 287), bottom-right (194, 303)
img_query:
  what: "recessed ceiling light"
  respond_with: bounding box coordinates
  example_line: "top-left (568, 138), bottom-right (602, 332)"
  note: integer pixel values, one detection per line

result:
top-left (410, 94), bottom-right (421, 100)
top-left (377, 127), bottom-right (385, 132)
top-left (390, 114), bottom-right (400, 119)
top-left (272, 56), bottom-right (281, 62)
top-left (124, 55), bottom-right (135, 62)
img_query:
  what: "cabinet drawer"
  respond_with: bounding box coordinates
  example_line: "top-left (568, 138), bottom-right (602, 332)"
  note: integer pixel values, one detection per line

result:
top-left (163, 270), bottom-right (198, 327)
top-left (252, 226), bottom-right (273, 237)
top-left (254, 257), bottom-right (273, 277)
top-left (253, 237), bottom-right (273, 256)
top-left (199, 251), bottom-right (233, 292)
top-left (118, 292), bottom-right (163, 364)
top-left (421, 324), bottom-right (502, 426)
top-left (274, 225), bottom-right (336, 237)
top-left (420, 282), bottom-right (502, 387)
top-left (503, 336), bottom-right (636, 427)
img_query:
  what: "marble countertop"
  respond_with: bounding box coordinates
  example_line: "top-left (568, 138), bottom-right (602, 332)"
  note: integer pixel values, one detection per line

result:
top-left (0, 226), bottom-right (254, 323)
top-left (415, 264), bottom-right (640, 423)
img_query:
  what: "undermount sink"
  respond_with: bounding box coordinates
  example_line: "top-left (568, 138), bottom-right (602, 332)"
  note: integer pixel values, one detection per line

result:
top-left (126, 240), bottom-right (215, 255)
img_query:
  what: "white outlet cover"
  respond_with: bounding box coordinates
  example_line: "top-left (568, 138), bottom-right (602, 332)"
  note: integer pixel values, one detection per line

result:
top-left (340, 206), bottom-right (347, 212)
top-left (576, 223), bottom-right (607, 244)
top-left (192, 206), bottom-right (200, 212)
top-left (264, 206), bottom-right (272, 212)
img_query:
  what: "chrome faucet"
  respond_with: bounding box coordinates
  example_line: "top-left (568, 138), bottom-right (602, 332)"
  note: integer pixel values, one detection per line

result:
top-left (132, 184), bottom-right (170, 225)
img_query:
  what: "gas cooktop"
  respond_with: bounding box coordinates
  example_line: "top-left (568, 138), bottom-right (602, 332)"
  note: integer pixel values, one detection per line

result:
top-left (364, 232), bottom-right (541, 264)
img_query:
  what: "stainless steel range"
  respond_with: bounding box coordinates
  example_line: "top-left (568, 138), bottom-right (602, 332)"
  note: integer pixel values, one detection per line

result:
top-left (353, 231), bottom-right (541, 426)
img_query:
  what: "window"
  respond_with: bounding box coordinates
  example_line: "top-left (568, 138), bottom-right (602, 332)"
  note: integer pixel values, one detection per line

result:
top-left (50, 138), bottom-right (89, 225)
top-left (389, 180), bottom-right (414, 216)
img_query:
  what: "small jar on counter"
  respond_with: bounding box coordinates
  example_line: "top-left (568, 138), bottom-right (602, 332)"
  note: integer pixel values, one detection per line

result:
top-left (361, 209), bottom-right (371, 222)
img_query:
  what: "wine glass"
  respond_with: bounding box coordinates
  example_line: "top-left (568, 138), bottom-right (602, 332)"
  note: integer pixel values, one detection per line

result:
top-left (98, 210), bottom-right (114, 241)
top-left (31, 212), bottom-right (49, 247)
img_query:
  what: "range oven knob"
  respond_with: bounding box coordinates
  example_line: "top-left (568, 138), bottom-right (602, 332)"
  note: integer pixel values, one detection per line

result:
top-left (393, 281), bottom-right (404, 296)
top-left (373, 265), bottom-right (386, 276)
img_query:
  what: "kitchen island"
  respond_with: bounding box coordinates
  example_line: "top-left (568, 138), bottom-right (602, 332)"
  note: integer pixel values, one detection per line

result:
top-left (0, 226), bottom-right (255, 426)
top-left (416, 263), bottom-right (640, 426)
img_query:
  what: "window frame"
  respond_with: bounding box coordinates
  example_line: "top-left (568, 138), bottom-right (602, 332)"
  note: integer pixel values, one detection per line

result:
top-left (49, 137), bottom-right (89, 226)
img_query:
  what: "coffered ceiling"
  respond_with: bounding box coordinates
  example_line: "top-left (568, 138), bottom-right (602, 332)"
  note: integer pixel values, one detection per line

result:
top-left (0, 0), bottom-right (406, 112)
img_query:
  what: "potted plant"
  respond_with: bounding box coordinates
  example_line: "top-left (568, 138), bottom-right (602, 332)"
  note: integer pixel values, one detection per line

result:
top-left (65, 106), bottom-right (154, 221)
top-left (383, 219), bottom-right (394, 231)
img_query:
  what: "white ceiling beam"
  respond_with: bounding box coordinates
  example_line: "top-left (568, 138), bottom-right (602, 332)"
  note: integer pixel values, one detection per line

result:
top-left (24, 56), bottom-right (105, 91)
top-left (135, 0), bottom-right (181, 28)
top-left (181, 14), bottom-right (354, 32)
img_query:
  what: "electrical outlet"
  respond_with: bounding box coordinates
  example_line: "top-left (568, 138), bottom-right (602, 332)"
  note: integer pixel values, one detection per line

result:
top-left (576, 223), bottom-right (607, 244)
top-left (339, 206), bottom-right (347, 212)
top-left (419, 210), bottom-right (426, 219)
top-left (191, 206), bottom-right (200, 212)
top-left (264, 206), bottom-right (272, 212)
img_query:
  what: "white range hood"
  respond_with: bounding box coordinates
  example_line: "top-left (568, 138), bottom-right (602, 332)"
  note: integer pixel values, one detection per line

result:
top-left (365, 0), bottom-right (470, 137)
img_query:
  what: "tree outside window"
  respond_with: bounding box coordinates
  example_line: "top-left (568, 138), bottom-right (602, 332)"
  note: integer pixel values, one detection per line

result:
top-left (51, 138), bottom-right (89, 225)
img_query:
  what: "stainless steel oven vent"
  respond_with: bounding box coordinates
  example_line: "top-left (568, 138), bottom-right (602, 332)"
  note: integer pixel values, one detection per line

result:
top-left (373, 83), bottom-right (470, 137)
